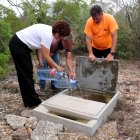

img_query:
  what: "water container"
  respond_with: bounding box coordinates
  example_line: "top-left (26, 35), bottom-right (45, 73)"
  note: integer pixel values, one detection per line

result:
top-left (37, 69), bottom-right (65, 81)
top-left (54, 78), bottom-right (78, 89)
top-left (69, 78), bottom-right (78, 89)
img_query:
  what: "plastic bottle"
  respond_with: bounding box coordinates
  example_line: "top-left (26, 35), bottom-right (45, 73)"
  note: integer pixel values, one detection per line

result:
top-left (54, 73), bottom-right (69, 88)
top-left (69, 78), bottom-right (78, 89)
top-left (54, 78), bottom-right (78, 89)
top-left (37, 68), bottom-right (78, 89)
top-left (37, 69), bottom-right (65, 81)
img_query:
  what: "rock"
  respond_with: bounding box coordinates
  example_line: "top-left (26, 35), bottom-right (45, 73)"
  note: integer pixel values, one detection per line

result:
top-left (5, 114), bottom-right (27, 130)
top-left (21, 109), bottom-right (34, 118)
top-left (31, 120), bottom-right (63, 140)
top-left (25, 116), bottom-right (38, 129)
top-left (12, 127), bottom-right (30, 140)
top-left (27, 127), bottom-right (33, 134)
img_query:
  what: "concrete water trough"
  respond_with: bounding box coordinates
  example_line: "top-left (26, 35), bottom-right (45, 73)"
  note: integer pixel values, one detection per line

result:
top-left (33, 56), bottom-right (120, 137)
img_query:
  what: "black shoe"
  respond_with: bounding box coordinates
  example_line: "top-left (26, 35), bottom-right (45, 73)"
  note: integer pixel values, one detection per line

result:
top-left (25, 100), bottom-right (42, 108)
top-left (51, 85), bottom-right (59, 91)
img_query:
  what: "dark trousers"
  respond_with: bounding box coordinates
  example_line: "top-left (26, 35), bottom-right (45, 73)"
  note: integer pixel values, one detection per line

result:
top-left (92, 47), bottom-right (111, 58)
top-left (9, 34), bottom-right (41, 107)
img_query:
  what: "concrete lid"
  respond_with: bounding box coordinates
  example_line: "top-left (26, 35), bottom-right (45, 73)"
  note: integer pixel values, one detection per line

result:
top-left (76, 56), bottom-right (118, 95)
top-left (42, 94), bottom-right (106, 119)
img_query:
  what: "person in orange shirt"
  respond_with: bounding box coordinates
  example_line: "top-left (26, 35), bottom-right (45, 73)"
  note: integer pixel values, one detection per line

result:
top-left (84, 5), bottom-right (118, 62)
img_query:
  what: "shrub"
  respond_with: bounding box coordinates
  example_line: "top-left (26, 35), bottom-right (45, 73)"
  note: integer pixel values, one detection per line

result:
top-left (0, 53), bottom-right (9, 78)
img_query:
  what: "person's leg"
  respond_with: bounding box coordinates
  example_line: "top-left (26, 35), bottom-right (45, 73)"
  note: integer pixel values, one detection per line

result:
top-left (39, 59), bottom-right (48, 91)
top-left (51, 51), bottom-right (60, 90)
top-left (9, 35), bottom-right (41, 107)
top-left (52, 51), bottom-right (61, 65)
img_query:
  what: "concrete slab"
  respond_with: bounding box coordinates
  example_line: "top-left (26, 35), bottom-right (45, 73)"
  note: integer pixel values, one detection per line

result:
top-left (33, 90), bottom-right (120, 136)
top-left (33, 105), bottom-right (98, 137)
top-left (42, 94), bottom-right (106, 120)
top-left (76, 56), bottom-right (118, 95)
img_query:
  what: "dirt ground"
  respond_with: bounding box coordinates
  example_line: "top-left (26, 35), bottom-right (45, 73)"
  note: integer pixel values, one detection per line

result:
top-left (0, 57), bottom-right (140, 140)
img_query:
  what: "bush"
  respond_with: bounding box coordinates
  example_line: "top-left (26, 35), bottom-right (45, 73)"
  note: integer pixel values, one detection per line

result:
top-left (0, 53), bottom-right (9, 78)
top-left (0, 20), bottom-right (11, 78)
top-left (0, 20), bottom-right (11, 54)
top-left (117, 24), bottom-right (137, 59)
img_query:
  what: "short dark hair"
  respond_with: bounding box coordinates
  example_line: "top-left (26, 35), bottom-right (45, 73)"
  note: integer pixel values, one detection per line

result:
top-left (90, 5), bottom-right (103, 17)
top-left (52, 20), bottom-right (70, 36)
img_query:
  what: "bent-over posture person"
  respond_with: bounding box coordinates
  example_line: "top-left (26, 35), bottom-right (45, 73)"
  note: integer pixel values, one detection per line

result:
top-left (37, 33), bottom-right (76, 91)
top-left (84, 5), bottom-right (118, 62)
top-left (9, 21), bottom-right (71, 107)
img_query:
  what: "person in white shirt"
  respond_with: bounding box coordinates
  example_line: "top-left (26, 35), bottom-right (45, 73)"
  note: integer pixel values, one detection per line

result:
top-left (9, 21), bottom-right (70, 108)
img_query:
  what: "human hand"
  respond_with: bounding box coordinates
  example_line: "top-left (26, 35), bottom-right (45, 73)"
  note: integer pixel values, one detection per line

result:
top-left (89, 54), bottom-right (96, 62)
top-left (57, 66), bottom-right (63, 72)
top-left (37, 63), bottom-right (43, 69)
top-left (106, 53), bottom-right (114, 62)
top-left (68, 71), bottom-right (76, 79)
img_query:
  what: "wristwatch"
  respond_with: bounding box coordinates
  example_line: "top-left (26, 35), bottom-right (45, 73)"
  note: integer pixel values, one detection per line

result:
top-left (110, 52), bottom-right (115, 56)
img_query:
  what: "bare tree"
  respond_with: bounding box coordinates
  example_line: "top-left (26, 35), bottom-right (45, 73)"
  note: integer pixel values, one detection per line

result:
top-left (7, 0), bottom-right (24, 18)
top-left (114, 0), bottom-right (140, 41)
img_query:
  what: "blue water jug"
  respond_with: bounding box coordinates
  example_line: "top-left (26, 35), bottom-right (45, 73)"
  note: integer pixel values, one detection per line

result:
top-left (54, 78), bottom-right (78, 89)
top-left (37, 69), bottom-right (65, 81)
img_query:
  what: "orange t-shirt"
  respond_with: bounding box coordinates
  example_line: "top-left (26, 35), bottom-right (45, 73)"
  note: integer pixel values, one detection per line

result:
top-left (84, 13), bottom-right (118, 50)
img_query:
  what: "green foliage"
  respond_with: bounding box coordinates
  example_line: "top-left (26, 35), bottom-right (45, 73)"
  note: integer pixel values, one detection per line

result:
top-left (0, 53), bottom-right (9, 68)
top-left (0, 20), bottom-right (11, 53)
top-left (53, 0), bottom-right (81, 23)
top-left (115, 0), bottom-right (140, 59)
top-left (4, 13), bottom-right (28, 33)
top-left (0, 53), bottom-right (9, 78)
top-left (0, 4), bottom-right (16, 19)
top-left (0, 4), bottom-right (22, 33)
top-left (0, 0), bottom-right (139, 60)
top-left (22, 0), bottom-right (51, 24)
top-left (0, 20), bottom-right (11, 78)
top-left (53, 0), bottom-right (90, 53)
top-left (117, 24), bottom-right (135, 59)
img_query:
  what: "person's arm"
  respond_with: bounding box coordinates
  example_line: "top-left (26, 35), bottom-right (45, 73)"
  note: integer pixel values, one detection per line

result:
top-left (111, 30), bottom-right (117, 53)
top-left (41, 45), bottom-right (63, 72)
top-left (61, 34), bottom-right (76, 77)
top-left (106, 30), bottom-right (117, 62)
top-left (85, 34), bottom-right (96, 62)
top-left (66, 51), bottom-right (75, 78)
top-left (36, 49), bottom-right (43, 68)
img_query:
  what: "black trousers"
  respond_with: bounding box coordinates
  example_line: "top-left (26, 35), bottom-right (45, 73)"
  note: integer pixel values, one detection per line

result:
top-left (9, 34), bottom-right (41, 107)
top-left (92, 47), bottom-right (111, 58)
